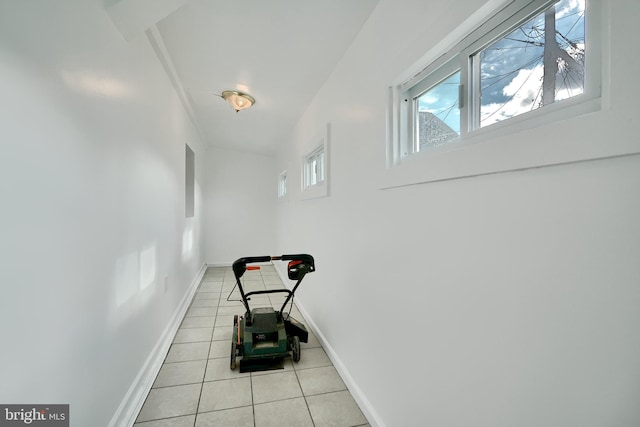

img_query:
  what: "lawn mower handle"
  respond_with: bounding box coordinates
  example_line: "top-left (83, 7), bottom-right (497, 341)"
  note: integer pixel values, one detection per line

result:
top-left (232, 254), bottom-right (315, 278)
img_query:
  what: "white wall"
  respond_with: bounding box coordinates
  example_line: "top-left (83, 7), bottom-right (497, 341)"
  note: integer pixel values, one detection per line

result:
top-left (204, 147), bottom-right (277, 264)
top-left (0, 1), bottom-right (206, 426)
top-left (276, 1), bottom-right (640, 426)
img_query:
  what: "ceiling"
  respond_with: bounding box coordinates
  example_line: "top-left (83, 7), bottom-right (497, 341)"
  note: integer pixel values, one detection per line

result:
top-left (107, 0), bottom-right (380, 154)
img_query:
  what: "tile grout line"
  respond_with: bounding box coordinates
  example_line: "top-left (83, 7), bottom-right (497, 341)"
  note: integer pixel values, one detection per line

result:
top-left (292, 355), bottom-right (317, 427)
top-left (193, 269), bottom-right (225, 426)
top-left (249, 268), bottom-right (264, 426)
top-left (191, 275), bottom-right (208, 427)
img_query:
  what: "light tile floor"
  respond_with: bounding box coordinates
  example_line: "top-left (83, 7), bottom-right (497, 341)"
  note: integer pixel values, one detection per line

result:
top-left (135, 265), bottom-right (369, 427)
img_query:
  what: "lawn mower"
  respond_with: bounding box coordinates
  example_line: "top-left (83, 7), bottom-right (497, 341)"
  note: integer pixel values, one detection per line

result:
top-left (229, 254), bottom-right (315, 372)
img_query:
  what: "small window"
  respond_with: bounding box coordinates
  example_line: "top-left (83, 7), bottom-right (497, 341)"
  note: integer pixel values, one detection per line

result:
top-left (301, 124), bottom-right (330, 200)
top-left (278, 170), bottom-right (287, 198)
top-left (304, 145), bottom-right (325, 188)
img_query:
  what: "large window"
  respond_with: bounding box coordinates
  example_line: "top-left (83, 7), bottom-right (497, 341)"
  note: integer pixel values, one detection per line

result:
top-left (473, 0), bottom-right (586, 128)
top-left (392, 0), bottom-right (596, 163)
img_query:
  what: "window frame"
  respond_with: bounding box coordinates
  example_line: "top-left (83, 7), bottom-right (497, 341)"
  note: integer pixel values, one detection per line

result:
top-left (406, 65), bottom-right (462, 155)
top-left (300, 124), bottom-right (330, 200)
top-left (389, 0), bottom-right (601, 170)
top-left (464, 0), bottom-right (596, 131)
top-left (278, 170), bottom-right (287, 198)
top-left (304, 145), bottom-right (325, 189)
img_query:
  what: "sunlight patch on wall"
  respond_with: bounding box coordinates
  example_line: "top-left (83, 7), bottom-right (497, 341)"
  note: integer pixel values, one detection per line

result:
top-left (139, 245), bottom-right (157, 291)
top-left (115, 244), bottom-right (158, 308)
top-left (337, 105), bottom-right (374, 121)
top-left (61, 69), bottom-right (133, 98)
top-left (182, 226), bottom-right (194, 261)
top-left (115, 251), bottom-right (139, 308)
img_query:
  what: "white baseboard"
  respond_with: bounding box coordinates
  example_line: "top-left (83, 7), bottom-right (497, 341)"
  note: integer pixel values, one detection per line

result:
top-left (273, 264), bottom-right (386, 427)
top-left (108, 262), bottom-right (207, 427)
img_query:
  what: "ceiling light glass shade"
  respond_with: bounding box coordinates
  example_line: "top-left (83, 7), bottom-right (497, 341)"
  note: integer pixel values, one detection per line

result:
top-left (221, 90), bottom-right (255, 112)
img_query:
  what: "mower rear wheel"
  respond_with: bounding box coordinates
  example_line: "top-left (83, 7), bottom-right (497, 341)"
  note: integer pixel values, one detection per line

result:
top-left (230, 342), bottom-right (237, 370)
top-left (292, 335), bottom-right (301, 362)
top-left (230, 315), bottom-right (238, 370)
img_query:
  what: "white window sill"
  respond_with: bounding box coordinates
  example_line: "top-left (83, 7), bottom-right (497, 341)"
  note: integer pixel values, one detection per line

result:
top-left (301, 181), bottom-right (328, 200)
top-left (380, 97), bottom-right (640, 189)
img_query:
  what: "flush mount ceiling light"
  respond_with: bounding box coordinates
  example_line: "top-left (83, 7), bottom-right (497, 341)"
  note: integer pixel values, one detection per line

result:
top-left (220, 90), bottom-right (255, 112)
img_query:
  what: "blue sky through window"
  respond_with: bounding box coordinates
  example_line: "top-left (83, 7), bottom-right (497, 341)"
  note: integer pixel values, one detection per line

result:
top-left (416, 71), bottom-right (461, 133)
top-left (416, 0), bottom-right (585, 134)
top-left (478, 0), bottom-right (585, 126)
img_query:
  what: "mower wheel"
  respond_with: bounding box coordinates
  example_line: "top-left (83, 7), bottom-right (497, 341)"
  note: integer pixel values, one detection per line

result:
top-left (230, 315), bottom-right (238, 370)
top-left (292, 335), bottom-right (301, 362)
top-left (230, 342), bottom-right (237, 370)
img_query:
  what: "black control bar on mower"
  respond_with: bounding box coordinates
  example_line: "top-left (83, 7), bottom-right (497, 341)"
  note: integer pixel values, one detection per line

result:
top-left (231, 254), bottom-right (315, 316)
